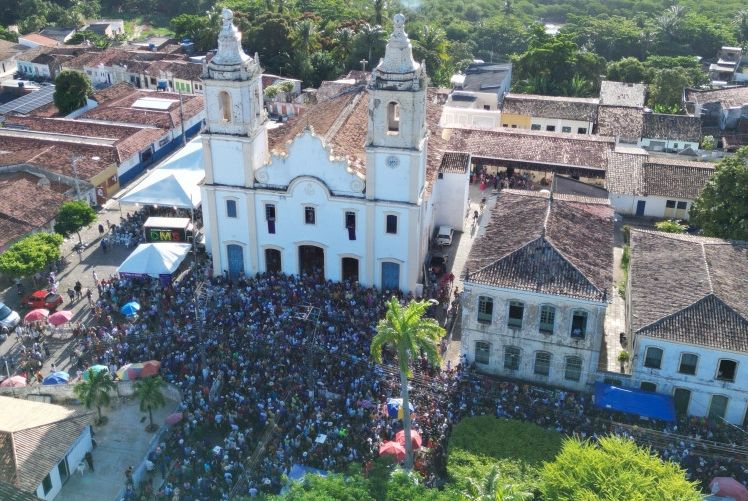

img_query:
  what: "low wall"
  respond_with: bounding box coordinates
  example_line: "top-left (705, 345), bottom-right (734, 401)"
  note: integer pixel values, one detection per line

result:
top-left (0, 380), bottom-right (181, 405)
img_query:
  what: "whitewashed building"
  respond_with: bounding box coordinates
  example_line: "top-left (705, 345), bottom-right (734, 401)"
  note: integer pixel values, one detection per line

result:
top-left (607, 152), bottom-right (714, 220)
top-left (639, 113), bottom-right (702, 153)
top-left (628, 230), bottom-right (748, 425)
top-left (200, 11), bottom-right (463, 291)
top-left (460, 190), bottom-right (614, 391)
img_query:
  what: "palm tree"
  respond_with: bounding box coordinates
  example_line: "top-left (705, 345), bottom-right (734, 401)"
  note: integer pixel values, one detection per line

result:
top-left (74, 368), bottom-right (116, 424)
top-left (734, 9), bottom-right (748, 42)
top-left (464, 465), bottom-right (533, 501)
top-left (373, 0), bottom-right (386, 26)
top-left (357, 23), bottom-right (386, 66)
top-left (334, 27), bottom-right (355, 61)
top-left (134, 375), bottom-right (167, 432)
top-left (370, 297), bottom-right (444, 470)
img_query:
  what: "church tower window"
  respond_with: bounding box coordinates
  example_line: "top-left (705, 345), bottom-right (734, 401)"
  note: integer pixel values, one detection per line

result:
top-left (219, 91), bottom-right (232, 122)
top-left (387, 102), bottom-right (400, 134)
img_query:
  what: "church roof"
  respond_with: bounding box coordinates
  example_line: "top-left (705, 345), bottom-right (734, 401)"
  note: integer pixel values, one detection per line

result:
top-left (267, 86), bottom-right (448, 196)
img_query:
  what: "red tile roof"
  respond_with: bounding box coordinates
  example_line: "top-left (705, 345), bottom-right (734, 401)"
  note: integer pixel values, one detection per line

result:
top-left (0, 177), bottom-right (65, 228)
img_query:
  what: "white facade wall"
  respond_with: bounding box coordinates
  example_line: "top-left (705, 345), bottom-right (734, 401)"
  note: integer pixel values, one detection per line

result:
top-left (35, 424), bottom-right (91, 500)
top-left (528, 117), bottom-right (593, 134)
top-left (632, 336), bottom-right (748, 425)
top-left (609, 193), bottom-right (694, 220)
top-left (639, 138), bottom-right (699, 152)
top-left (0, 57), bottom-right (17, 78)
top-left (460, 283), bottom-right (606, 391)
top-left (433, 170), bottom-right (469, 231)
top-left (17, 61), bottom-right (51, 78)
top-left (440, 107), bottom-right (501, 129)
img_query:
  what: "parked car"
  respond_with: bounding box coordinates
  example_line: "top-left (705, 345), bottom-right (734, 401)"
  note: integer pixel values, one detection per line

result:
top-left (436, 226), bottom-right (454, 246)
top-left (23, 290), bottom-right (64, 310)
top-left (0, 302), bottom-right (20, 330)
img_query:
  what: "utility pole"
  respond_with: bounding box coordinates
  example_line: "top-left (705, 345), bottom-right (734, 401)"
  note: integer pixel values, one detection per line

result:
top-left (178, 86), bottom-right (186, 146)
top-left (194, 280), bottom-right (208, 368)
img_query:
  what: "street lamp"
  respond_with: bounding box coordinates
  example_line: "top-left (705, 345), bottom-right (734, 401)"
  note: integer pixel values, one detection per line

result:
top-left (71, 155), bottom-right (100, 202)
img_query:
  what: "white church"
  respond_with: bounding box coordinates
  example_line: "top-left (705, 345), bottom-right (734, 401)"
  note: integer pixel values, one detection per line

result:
top-left (199, 9), bottom-right (469, 292)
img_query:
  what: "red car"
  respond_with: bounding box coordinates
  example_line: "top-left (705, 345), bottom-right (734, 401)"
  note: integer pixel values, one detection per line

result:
top-left (23, 290), bottom-right (64, 310)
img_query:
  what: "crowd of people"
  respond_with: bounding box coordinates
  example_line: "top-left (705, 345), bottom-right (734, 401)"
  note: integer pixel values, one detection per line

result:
top-left (470, 168), bottom-right (539, 192)
top-left (64, 261), bottom-right (747, 499)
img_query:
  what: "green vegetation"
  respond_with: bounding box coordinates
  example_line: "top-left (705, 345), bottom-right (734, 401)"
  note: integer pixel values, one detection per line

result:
top-left (540, 436), bottom-right (702, 500)
top-left (655, 219), bottom-right (687, 234)
top-left (371, 297), bottom-right (444, 470)
top-left (448, 416), bottom-right (563, 495)
top-left (53, 71), bottom-right (93, 116)
top-left (54, 200), bottom-right (97, 244)
top-left (0, 232), bottom-right (63, 278)
top-left (133, 376), bottom-right (167, 432)
top-left (618, 244), bottom-right (630, 298)
top-left (689, 147), bottom-right (748, 241)
top-left (74, 367), bottom-right (116, 425)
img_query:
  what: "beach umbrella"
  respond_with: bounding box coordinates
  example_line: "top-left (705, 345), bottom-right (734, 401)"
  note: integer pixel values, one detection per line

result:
top-left (387, 398), bottom-right (415, 419)
top-left (395, 429), bottom-right (422, 450)
top-left (378, 441), bottom-right (406, 462)
top-left (140, 360), bottom-right (161, 377)
top-left (0, 375), bottom-right (27, 388)
top-left (82, 365), bottom-right (109, 381)
top-left (42, 371), bottom-right (70, 385)
top-left (116, 363), bottom-right (142, 381)
top-left (710, 477), bottom-right (748, 501)
top-left (165, 412), bottom-right (184, 425)
top-left (48, 310), bottom-right (74, 326)
top-left (24, 308), bottom-right (49, 323)
top-left (120, 301), bottom-right (141, 317)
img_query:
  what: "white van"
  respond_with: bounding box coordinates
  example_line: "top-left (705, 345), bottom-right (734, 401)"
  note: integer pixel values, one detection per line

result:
top-left (436, 226), bottom-right (454, 246)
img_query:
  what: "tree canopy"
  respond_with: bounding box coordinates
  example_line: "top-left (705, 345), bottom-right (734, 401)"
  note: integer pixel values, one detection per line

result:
top-left (53, 70), bottom-right (93, 115)
top-left (689, 147), bottom-right (748, 240)
top-left (54, 200), bottom-right (97, 243)
top-left (0, 232), bottom-right (63, 278)
top-left (540, 436), bottom-right (701, 500)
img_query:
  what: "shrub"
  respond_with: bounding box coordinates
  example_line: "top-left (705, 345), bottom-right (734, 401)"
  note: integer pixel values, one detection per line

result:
top-left (654, 219), bottom-right (686, 234)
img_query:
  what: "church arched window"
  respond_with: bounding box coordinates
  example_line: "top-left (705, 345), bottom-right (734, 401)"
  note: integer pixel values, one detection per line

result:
top-left (219, 91), bottom-right (232, 122)
top-left (387, 101), bottom-right (400, 134)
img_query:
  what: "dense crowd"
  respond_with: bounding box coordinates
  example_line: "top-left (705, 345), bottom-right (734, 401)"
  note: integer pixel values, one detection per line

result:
top-left (67, 263), bottom-right (748, 499)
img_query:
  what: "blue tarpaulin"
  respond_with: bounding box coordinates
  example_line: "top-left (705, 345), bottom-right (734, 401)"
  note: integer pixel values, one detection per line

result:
top-left (594, 382), bottom-right (676, 422)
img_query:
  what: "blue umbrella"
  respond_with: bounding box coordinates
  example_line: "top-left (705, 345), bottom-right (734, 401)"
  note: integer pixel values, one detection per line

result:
top-left (387, 398), bottom-right (415, 419)
top-left (43, 371), bottom-right (70, 385)
top-left (120, 301), bottom-right (141, 317)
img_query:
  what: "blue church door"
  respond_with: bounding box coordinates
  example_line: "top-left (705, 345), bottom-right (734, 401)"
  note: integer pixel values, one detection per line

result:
top-left (227, 244), bottom-right (244, 279)
top-left (381, 262), bottom-right (400, 290)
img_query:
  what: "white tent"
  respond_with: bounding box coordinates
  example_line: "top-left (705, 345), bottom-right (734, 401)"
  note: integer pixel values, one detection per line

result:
top-left (159, 137), bottom-right (203, 172)
top-left (117, 243), bottom-right (192, 279)
top-left (120, 169), bottom-right (203, 209)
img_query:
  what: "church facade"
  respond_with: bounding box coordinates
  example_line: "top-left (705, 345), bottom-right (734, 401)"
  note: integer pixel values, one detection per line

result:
top-left (200, 10), bottom-right (465, 292)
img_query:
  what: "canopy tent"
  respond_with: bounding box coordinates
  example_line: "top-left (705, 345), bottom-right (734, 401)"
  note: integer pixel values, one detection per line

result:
top-left (119, 169), bottom-right (203, 209)
top-left (117, 243), bottom-right (191, 285)
top-left (594, 382), bottom-right (676, 422)
top-left (159, 137), bottom-right (203, 172)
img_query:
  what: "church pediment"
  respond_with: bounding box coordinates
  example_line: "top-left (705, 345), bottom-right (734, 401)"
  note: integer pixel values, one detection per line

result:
top-left (258, 130), bottom-right (365, 196)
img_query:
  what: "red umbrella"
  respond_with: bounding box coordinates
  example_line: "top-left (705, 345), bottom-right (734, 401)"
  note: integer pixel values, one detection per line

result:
top-left (0, 375), bottom-right (27, 388)
top-left (48, 310), bottom-right (74, 326)
top-left (140, 360), bottom-right (161, 377)
top-left (24, 308), bottom-right (49, 323)
top-left (165, 412), bottom-right (183, 425)
top-left (378, 441), bottom-right (406, 462)
top-left (395, 429), bottom-right (422, 450)
top-left (710, 477), bottom-right (748, 501)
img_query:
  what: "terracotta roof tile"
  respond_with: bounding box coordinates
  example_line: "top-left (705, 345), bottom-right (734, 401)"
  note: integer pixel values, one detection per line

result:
top-left (465, 190), bottom-right (614, 301)
top-left (18, 33), bottom-right (59, 48)
top-left (503, 93), bottom-right (598, 122)
top-left (599, 81), bottom-right (646, 107)
top-left (630, 229), bottom-right (748, 350)
top-left (439, 152), bottom-right (470, 173)
top-left (607, 152), bottom-right (714, 199)
top-left (642, 113), bottom-right (702, 142)
top-left (0, 135), bottom-right (116, 178)
top-left (596, 105), bottom-right (644, 139)
top-left (685, 86), bottom-right (748, 110)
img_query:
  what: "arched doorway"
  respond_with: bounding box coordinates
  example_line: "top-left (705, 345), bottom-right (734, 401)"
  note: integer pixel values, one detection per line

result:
top-left (265, 248), bottom-right (282, 274)
top-left (341, 257), bottom-right (359, 283)
top-left (226, 244), bottom-right (244, 279)
top-left (298, 245), bottom-right (324, 278)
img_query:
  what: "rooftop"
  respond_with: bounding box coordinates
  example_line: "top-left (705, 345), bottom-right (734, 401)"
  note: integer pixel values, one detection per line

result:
top-left (18, 33), bottom-right (59, 48)
top-left (502, 93), bottom-right (599, 122)
top-left (641, 113), bottom-right (702, 142)
top-left (596, 105), bottom-right (644, 139)
top-left (606, 152), bottom-right (715, 199)
top-left (0, 40), bottom-right (28, 61)
top-left (460, 62), bottom-right (512, 93)
top-left (438, 152), bottom-right (471, 174)
top-left (447, 127), bottom-right (614, 171)
top-left (464, 190), bottom-right (614, 301)
top-left (599, 80), bottom-right (647, 107)
top-left (685, 86), bottom-right (748, 110)
top-left (629, 230), bottom-right (748, 351)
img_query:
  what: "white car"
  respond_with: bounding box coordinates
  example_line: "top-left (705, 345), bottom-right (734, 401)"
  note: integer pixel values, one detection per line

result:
top-left (0, 302), bottom-right (20, 330)
top-left (436, 226), bottom-right (454, 246)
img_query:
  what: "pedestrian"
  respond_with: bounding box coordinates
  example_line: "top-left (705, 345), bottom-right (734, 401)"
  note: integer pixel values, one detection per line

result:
top-left (85, 451), bottom-right (94, 472)
top-left (86, 288), bottom-right (94, 307)
top-left (100, 239), bottom-right (108, 254)
top-left (106, 219), bottom-right (111, 232)
top-left (125, 465), bottom-right (134, 486)
top-left (51, 362), bottom-right (57, 372)
top-left (67, 287), bottom-right (76, 303)
top-left (92, 270), bottom-right (99, 285)
top-left (74, 281), bottom-right (82, 299)
top-left (98, 224), bottom-right (105, 236)
top-left (42, 340), bottom-right (50, 358)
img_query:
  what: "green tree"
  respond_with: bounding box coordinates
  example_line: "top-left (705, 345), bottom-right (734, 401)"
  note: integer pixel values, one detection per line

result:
top-left (349, 23), bottom-right (385, 69)
top-left (606, 57), bottom-right (646, 83)
top-left (370, 297), bottom-right (444, 470)
top-left (0, 232), bottom-right (63, 278)
top-left (244, 13), bottom-right (294, 75)
top-left (53, 70), bottom-right (93, 114)
top-left (74, 367), bottom-right (116, 424)
top-left (134, 375), bottom-right (166, 432)
top-left (413, 25), bottom-right (449, 85)
top-left (54, 200), bottom-right (97, 244)
top-left (701, 135), bottom-right (716, 151)
top-left (462, 466), bottom-right (533, 501)
top-left (540, 436), bottom-right (701, 500)
top-left (689, 148), bottom-right (748, 240)
top-left (735, 9), bottom-right (748, 43)
top-left (67, 29), bottom-right (110, 48)
top-left (170, 12), bottom-right (220, 53)
top-left (646, 67), bottom-right (690, 109)
top-left (271, 472), bottom-right (375, 500)
top-left (562, 15), bottom-right (645, 61)
top-left (0, 25), bottom-right (17, 42)
top-left (654, 220), bottom-right (687, 233)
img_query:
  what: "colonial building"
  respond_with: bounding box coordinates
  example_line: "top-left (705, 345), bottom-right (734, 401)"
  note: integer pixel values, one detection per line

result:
top-left (639, 113), bottom-right (702, 153)
top-left (200, 11), bottom-right (460, 291)
top-left (460, 190), bottom-right (614, 391)
top-left (627, 230), bottom-right (748, 425)
top-left (500, 93), bottom-right (598, 135)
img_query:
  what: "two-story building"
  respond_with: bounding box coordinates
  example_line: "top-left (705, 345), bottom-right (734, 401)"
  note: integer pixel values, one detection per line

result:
top-left (440, 62), bottom-right (511, 129)
top-left (500, 93), bottom-right (598, 134)
top-left (596, 80), bottom-right (646, 144)
top-left (460, 189), bottom-right (614, 391)
top-left (628, 229), bottom-right (748, 425)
